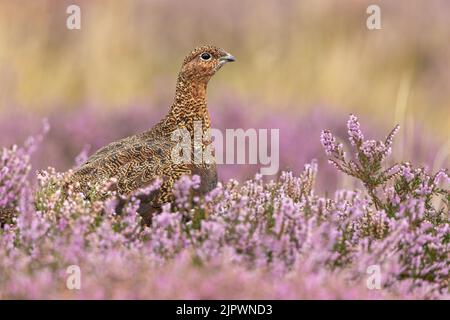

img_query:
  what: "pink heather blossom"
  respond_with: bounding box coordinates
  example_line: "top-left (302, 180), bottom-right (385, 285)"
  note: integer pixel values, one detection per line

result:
top-left (320, 130), bottom-right (345, 160)
top-left (347, 114), bottom-right (364, 147)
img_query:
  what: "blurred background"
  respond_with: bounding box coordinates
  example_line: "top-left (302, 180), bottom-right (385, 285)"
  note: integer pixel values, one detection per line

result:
top-left (0, 0), bottom-right (449, 192)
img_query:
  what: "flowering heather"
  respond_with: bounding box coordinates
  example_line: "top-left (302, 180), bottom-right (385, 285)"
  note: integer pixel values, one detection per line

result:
top-left (0, 114), bottom-right (448, 299)
top-left (0, 120), bottom-right (49, 225)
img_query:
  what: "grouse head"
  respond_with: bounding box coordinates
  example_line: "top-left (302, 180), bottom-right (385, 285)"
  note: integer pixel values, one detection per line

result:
top-left (179, 45), bottom-right (235, 84)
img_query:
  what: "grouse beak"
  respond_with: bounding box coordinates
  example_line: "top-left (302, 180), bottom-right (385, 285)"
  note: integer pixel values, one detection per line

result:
top-left (219, 52), bottom-right (236, 63)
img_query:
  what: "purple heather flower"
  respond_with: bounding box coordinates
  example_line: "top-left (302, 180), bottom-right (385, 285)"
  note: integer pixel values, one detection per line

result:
top-left (399, 163), bottom-right (415, 182)
top-left (320, 130), bottom-right (345, 159)
top-left (433, 169), bottom-right (449, 186)
top-left (347, 114), bottom-right (364, 147)
top-left (385, 124), bottom-right (400, 148)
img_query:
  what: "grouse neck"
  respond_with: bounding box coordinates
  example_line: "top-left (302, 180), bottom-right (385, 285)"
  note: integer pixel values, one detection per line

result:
top-left (165, 75), bottom-right (211, 133)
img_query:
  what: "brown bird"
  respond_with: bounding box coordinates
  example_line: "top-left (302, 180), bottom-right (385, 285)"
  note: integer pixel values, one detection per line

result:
top-left (0, 207), bottom-right (15, 227)
top-left (68, 45), bottom-right (235, 223)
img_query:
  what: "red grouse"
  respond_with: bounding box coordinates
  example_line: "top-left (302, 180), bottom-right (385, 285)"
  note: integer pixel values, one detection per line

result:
top-left (69, 45), bottom-right (235, 223)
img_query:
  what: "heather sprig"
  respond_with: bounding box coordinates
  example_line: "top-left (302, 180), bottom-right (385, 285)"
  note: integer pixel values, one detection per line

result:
top-left (321, 114), bottom-right (448, 216)
top-left (0, 120), bottom-right (49, 225)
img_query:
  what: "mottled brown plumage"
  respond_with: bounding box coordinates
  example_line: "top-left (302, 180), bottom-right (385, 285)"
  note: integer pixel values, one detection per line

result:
top-left (0, 207), bottom-right (15, 227)
top-left (68, 45), bottom-right (235, 223)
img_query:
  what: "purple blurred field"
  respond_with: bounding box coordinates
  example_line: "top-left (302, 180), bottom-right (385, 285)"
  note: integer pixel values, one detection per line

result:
top-left (0, 100), bottom-right (444, 193)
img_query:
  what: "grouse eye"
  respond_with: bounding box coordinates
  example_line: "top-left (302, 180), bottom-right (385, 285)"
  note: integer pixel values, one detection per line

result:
top-left (200, 52), bottom-right (212, 61)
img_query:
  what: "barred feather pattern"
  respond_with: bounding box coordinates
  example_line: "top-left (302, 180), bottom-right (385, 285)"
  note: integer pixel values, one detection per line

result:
top-left (68, 46), bottom-right (233, 218)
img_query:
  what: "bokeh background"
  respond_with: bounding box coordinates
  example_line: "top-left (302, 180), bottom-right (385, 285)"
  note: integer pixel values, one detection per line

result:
top-left (0, 0), bottom-right (449, 192)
